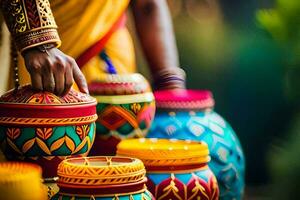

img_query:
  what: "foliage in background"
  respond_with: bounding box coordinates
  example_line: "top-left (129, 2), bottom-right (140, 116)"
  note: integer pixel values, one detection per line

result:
top-left (268, 114), bottom-right (300, 199)
top-left (257, 0), bottom-right (300, 198)
top-left (257, 0), bottom-right (300, 57)
top-left (257, 0), bottom-right (300, 100)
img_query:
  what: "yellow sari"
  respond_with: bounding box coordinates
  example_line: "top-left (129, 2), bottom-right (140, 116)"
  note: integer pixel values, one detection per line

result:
top-left (17, 0), bottom-right (136, 87)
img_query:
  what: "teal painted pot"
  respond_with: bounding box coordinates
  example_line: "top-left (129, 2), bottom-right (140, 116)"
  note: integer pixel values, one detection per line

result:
top-left (88, 74), bottom-right (155, 155)
top-left (0, 85), bottom-right (97, 178)
top-left (147, 89), bottom-right (245, 200)
top-left (51, 156), bottom-right (154, 200)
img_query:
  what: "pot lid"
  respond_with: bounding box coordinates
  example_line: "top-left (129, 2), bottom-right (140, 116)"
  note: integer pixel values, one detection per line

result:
top-left (88, 73), bottom-right (151, 95)
top-left (0, 85), bottom-right (95, 105)
top-left (117, 138), bottom-right (210, 170)
top-left (0, 85), bottom-right (97, 126)
top-left (154, 89), bottom-right (214, 110)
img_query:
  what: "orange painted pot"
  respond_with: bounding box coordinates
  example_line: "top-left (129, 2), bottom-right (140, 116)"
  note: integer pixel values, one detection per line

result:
top-left (0, 85), bottom-right (97, 178)
top-left (52, 156), bottom-right (154, 199)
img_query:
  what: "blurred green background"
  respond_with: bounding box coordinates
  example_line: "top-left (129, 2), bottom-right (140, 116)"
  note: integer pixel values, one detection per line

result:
top-left (133, 0), bottom-right (300, 199)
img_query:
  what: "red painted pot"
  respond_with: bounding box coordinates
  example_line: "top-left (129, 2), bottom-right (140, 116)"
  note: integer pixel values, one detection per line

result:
top-left (0, 85), bottom-right (97, 178)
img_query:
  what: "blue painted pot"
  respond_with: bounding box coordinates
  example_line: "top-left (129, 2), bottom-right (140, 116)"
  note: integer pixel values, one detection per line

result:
top-left (147, 89), bottom-right (245, 200)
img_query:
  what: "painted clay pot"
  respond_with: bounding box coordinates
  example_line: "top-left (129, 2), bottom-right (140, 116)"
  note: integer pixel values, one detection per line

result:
top-left (0, 162), bottom-right (47, 200)
top-left (88, 73), bottom-right (155, 155)
top-left (0, 85), bottom-right (97, 178)
top-left (117, 138), bottom-right (219, 200)
top-left (52, 156), bottom-right (154, 200)
top-left (147, 89), bottom-right (245, 200)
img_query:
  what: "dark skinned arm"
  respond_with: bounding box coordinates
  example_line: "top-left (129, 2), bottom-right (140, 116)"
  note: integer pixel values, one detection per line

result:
top-left (131, 0), bottom-right (186, 90)
top-left (0, 0), bottom-right (88, 96)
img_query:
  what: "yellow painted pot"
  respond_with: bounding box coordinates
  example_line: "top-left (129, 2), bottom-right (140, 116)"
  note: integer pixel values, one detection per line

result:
top-left (0, 162), bottom-right (47, 200)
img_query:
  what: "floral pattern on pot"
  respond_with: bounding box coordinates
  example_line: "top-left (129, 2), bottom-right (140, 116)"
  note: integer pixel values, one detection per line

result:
top-left (0, 123), bottom-right (95, 158)
top-left (0, 123), bottom-right (95, 177)
top-left (147, 171), bottom-right (218, 200)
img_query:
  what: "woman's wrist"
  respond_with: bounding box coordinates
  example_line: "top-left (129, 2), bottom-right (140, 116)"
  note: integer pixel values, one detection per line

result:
top-left (22, 43), bottom-right (57, 57)
top-left (152, 67), bottom-right (186, 90)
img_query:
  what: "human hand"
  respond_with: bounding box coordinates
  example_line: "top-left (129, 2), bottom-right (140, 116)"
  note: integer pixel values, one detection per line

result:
top-left (23, 46), bottom-right (88, 96)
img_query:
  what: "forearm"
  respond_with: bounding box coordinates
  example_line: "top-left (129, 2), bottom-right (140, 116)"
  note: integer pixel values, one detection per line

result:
top-left (0, 0), bottom-right (61, 53)
top-left (0, 0), bottom-right (87, 95)
top-left (131, 0), bottom-right (185, 89)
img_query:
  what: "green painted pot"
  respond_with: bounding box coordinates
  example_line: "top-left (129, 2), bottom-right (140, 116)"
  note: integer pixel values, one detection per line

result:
top-left (88, 74), bottom-right (155, 155)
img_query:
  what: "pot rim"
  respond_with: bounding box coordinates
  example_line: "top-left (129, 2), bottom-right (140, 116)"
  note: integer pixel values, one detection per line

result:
top-left (117, 138), bottom-right (210, 166)
top-left (93, 92), bottom-right (154, 104)
top-left (154, 89), bottom-right (215, 110)
top-left (57, 156), bottom-right (146, 186)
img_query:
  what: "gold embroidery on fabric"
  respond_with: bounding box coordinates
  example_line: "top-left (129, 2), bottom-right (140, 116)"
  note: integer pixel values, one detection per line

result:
top-left (9, 0), bottom-right (27, 33)
top-left (36, 0), bottom-right (57, 27)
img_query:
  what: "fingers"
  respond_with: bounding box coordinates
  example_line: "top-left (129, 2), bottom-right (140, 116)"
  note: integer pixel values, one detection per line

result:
top-left (62, 63), bottom-right (73, 96)
top-left (31, 73), bottom-right (43, 91)
top-left (41, 61), bottom-right (55, 93)
top-left (24, 48), bottom-right (88, 96)
top-left (26, 63), bottom-right (43, 91)
top-left (71, 59), bottom-right (89, 94)
top-left (53, 60), bottom-right (65, 96)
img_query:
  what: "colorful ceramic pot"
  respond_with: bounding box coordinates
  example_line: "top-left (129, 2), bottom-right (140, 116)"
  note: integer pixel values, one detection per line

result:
top-left (88, 73), bottom-right (155, 155)
top-left (52, 156), bottom-right (154, 200)
top-left (147, 89), bottom-right (245, 200)
top-left (117, 138), bottom-right (219, 200)
top-left (0, 85), bottom-right (97, 178)
top-left (0, 162), bottom-right (47, 200)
